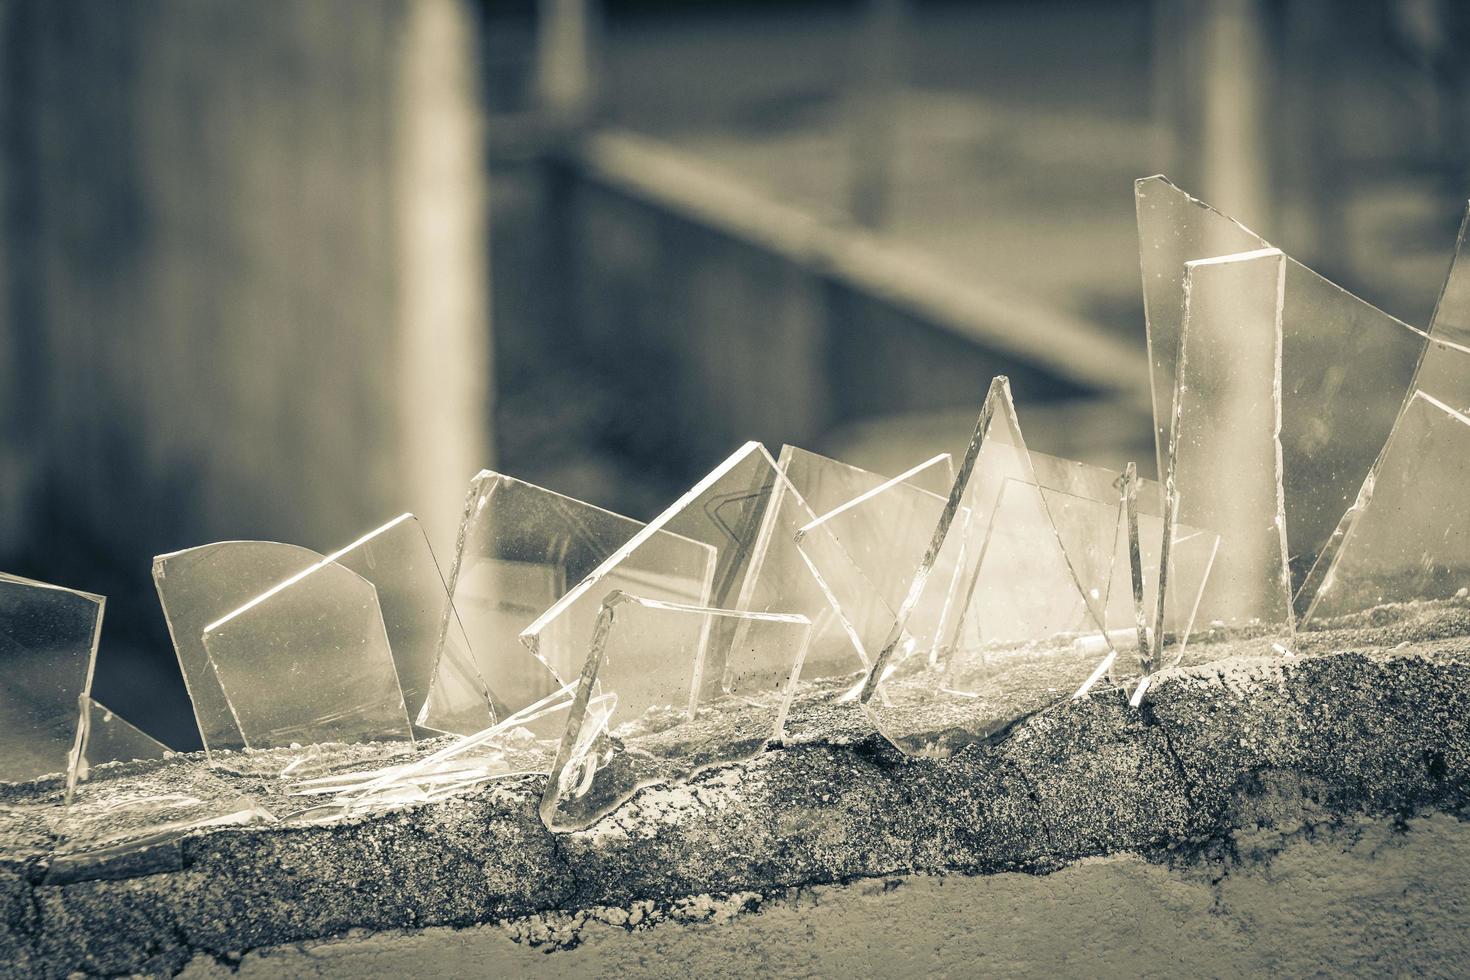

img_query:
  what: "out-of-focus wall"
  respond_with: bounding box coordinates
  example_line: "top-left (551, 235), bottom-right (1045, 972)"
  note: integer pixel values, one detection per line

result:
top-left (0, 0), bottom-right (490, 744)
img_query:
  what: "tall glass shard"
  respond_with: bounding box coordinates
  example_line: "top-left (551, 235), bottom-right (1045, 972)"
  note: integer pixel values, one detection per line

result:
top-left (540, 592), bottom-right (810, 832)
top-left (431, 472), bottom-right (637, 729)
top-left (154, 541), bottom-right (327, 755)
top-left (520, 442), bottom-right (828, 692)
top-left (793, 454), bottom-right (960, 677)
top-left (1299, 205), bottom-right (1470, 614)
top-left (0, 573), bottom-right (102, 793)
top-left (201, 531), bottom-right (415, 750)
top-left (1166, 248), bottom-right (1293, 636)
top-left (1138, 176), bottom-right (1431, 595)
top-left (1304, 392), bottom-right (1470, 621)
top-left (857, 378), bottom-right (1114, 758)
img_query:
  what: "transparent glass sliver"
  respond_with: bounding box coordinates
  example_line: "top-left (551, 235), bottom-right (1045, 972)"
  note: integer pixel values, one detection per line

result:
top-left (1165, 249), bottom-right (1293, 637)
top-left (0, 573), bottom-right (103, 793)
top-left (541, 592), bottom-right (810, 832)
top-left (1305, 392), bottom-right (1470, 621)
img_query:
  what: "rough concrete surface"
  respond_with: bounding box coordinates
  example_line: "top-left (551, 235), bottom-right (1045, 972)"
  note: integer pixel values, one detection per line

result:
top-left (3, 601), bottom-right (1470, 977)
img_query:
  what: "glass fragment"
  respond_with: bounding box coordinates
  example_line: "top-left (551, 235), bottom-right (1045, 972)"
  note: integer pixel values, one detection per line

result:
top-left (1165, 248), bottom-right (1294, 637)
top-left (0, 573), bottom-right (102, 794)
top-left (793, 454), bottom-right (961, 676)
top-left (521, 443), bottom-right (826, 691)
top-left (857, 378), bottom-right (1114, 758)
top-left (153, 541), bottom-right (326, 754)
top-left (541, 592), bottom-right (810, 832)
top-left (72, 696), bottom-right (168, 782)
top-left (1138, 176), bottom-right (1431, 595)
top-left (1304, 392), bottom-right (1470, 621)
top-left (201, 529), bottom-right (415, 751)
top-left (432, 472), bottom-right (638, 730)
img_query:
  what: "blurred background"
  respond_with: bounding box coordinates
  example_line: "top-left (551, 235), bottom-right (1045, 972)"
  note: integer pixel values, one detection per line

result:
top-left (2, 0), bottom-right (1468, 747)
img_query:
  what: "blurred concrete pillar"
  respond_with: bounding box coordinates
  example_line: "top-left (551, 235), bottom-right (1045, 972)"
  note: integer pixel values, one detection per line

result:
top-left (533, 0), bottom-right (598, 125)
top-left (1152, 0), bottom-right (1273, 231)
top-left (0, 0), bottom-right (491, 569)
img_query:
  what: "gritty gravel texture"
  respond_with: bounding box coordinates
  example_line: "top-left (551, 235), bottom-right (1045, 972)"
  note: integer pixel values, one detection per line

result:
top-left (1, 600), bottom-right (1469, 977)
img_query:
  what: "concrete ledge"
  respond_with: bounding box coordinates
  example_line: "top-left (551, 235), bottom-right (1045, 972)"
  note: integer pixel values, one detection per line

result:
top-left (3, 604), bottom-right (1469, 977)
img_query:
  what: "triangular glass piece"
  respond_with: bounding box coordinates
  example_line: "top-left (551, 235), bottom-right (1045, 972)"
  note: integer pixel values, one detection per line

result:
top-left (521, 442), bottom-right (834, 691)
top-left (1138, 176), bottom-right (1432, 598)
top-left (857, 378), bottom-right (1114, 758)
top-left (427, 471), bottom-right (636, 733)
top-left (154, 541), bottom-right (327, 756)
top-left (1304, 392), bottom-right (1470, 621)
top-left (72, 695), bottom-right (168, 781)
top-left (1165, 249), bottom-right (1294, 642)
top-left (540, 592), bottom-right (811, 832)
top-left (0, 572), bottom-right (103, 796)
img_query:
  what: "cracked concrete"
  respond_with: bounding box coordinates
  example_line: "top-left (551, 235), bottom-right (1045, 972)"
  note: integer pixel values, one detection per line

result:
top-left (1, 600), bottom-right (1469, 977)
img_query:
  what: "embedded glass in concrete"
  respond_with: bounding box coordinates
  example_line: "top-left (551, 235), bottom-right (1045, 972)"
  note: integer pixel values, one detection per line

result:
top-left (1304, 392), bottom-right (1470, 622)
top-left (1165, 249), bottom-right (1293, 640)
top-left (541, 592), bottom-right (810, 832)
top-left (0, 572), bottom-right (103, 794)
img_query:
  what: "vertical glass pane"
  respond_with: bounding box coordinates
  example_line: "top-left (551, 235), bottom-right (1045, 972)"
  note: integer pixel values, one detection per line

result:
top-left (1167, 249), bottom-right (1293, 636)
top-left (857, 378), bottom-right (1113, 758)
top-left (201, 540), bottom-right (413, 751)
top-left (541, 592), bottom-right (810, 832)
top-left (0, 572), bottom-right (102, 790)
top-left (433, 471), bottom-right (640, 728)
top-left (1138, 176), bottom-right (1431, 596)
top-left (1305, 392), bottom-right (1470, 621)
top-left (153, 541), bottom-right (326, 755)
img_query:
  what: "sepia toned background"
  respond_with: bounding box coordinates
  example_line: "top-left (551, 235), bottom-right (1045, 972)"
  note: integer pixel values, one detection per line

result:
top-left (1, 0), bottom-right (1467, 747)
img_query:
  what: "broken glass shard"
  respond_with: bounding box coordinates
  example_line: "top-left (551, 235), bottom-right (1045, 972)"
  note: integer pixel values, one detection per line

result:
top-left (71, 696), bottom-right (168, 783)
top-left (1165, 248), bottom-right (1294, 638)
top-left (430, 472), bottom-right (637, 731)
top-left (857, 378), bottom-right (1115, 758)
top-left (540, 592), bottom-right (810, 832)
top-left (154, 541), bottom-right (326, 755)
top-left (521, 442), bottom-right (834, 693)
top-left (201, 533), bottom-right (415, 750)
top-left (0, 573), bottom-right (102, 793)
top-left (321, 515), bottom-right (490, 737)
top-left (1138, 176), bottom-right (1432, 596)
top-left (793, 453), bottom-right (960, 677)
top-left (1304, 392), bottom-right (1470, 621)
top-left (1299, 205), bottom-right (1470, 612)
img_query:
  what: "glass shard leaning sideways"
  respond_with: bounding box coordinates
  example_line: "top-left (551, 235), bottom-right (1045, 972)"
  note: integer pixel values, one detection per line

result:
top-left (1138, 176), bottom-right (1430, 597)
top-left (428, 472), bottom-right (636, 735)
top-left (541, 591), bottom-right (811, 832)
top-left (858, 378), bottom-right (1114, 758)
top-left (1166, 248), bottom-right (1293, 638)
top-left (0, 572), bottom-right (102, 793)
top-left (154, 541), bottom-right (327, 755)
top-left (520, 442), bottom-right (826, 696)
top-left (201, 525), bottom-right (417, 750)
top-left (793, 454), bottom-right (960, 678)
top-left (1299, 203), bottom-right (1470, 614)
top-left (323, 515), bottom-right (491, 737)
top-left (1304, 392), bottom-right (1470, 621)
